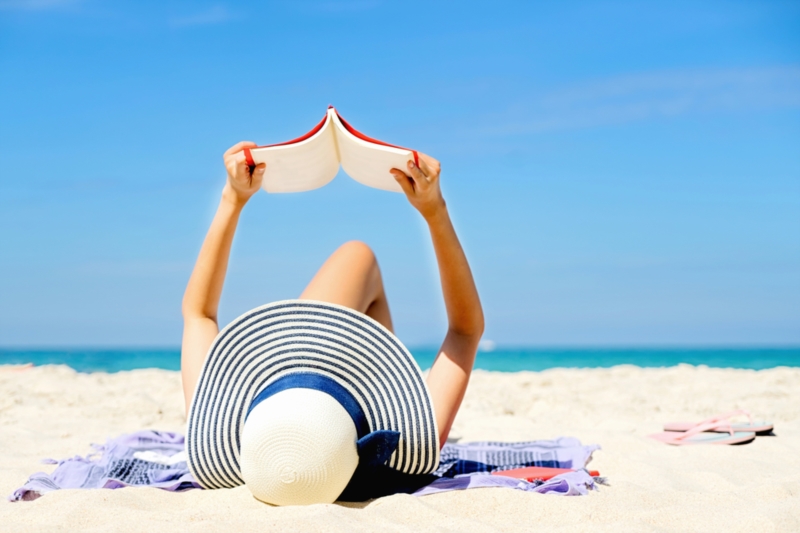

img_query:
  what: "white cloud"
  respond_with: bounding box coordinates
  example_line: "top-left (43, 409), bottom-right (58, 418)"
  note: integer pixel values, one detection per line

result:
top-left (317, 1), bottom-right (381, 11)
top-left (0, 0), bottom-right (79, 9)
top-left (171, 5), bottom-right (232, 28)
top-left (480, 66), bottom-right (800, 136)
top-left (295, 0), bottom-right (381, 13)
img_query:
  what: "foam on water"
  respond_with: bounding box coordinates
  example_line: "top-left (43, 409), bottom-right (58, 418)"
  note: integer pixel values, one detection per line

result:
top-left (1, 347), bottom-right (798, 373)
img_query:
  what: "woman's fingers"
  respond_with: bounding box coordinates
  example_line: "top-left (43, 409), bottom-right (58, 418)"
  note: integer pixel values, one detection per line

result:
top-left (250, 163), bottom-right (266, 187)
top-left (407, 160), bottom-right (429, 189)
top-left (394, 157), bottom-right (441, 198)
top-left (418, 155), bottom-right (440, 182)
top-left (228, 150), bottom-right (248, 166)
top-left (224, 141), bottom-right (257, 158)
top-left (226, 151), bottom-right (265, 186)
top-left (221, 143), bottom-right (265, 205)
top-left (226, 152), bottom-right (250, 178)
top-left (391, 168), bottom-right (415, 196)
top-left (393, 154), bottom-right (445, 219)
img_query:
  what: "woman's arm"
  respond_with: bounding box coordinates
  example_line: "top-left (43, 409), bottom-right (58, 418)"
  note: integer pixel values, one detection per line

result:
top-left (391, 157), bottom-right (484, 444)
top-left (181, 142), bottom-right (266, 414)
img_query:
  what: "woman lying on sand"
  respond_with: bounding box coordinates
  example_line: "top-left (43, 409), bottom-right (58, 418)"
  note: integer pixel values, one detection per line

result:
top-left (179, 142), bottom-right (483, 505)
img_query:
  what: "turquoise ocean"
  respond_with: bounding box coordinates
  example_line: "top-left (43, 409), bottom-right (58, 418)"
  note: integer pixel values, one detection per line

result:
top-left (1, 347), bottom-right (798, 373)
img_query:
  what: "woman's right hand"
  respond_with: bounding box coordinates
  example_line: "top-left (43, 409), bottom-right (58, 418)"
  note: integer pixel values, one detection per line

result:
top-left (223, 141), bottom-right (266, 206)
top-left (390, 153), bottom-right (446, 220)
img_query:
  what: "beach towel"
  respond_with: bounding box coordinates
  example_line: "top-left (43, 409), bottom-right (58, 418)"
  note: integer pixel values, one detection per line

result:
top-left (435, 437), bottom-right (598, 476)
top-left (420, 437), bottom-right (601, 496)
top-left (9, 431), bottom-right (200, 502)
top-left (9, 431), bottom-right (600, 502)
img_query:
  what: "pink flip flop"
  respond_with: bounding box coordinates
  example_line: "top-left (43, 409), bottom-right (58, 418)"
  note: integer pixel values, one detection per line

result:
top-left (664, 410), bottom-right (773, 435)
top-left (649, 421), bottom-right (756, 445)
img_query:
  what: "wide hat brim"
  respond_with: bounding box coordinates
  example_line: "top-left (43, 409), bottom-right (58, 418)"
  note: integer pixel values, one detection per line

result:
top-left (186, 299), bottom-right (440, 490)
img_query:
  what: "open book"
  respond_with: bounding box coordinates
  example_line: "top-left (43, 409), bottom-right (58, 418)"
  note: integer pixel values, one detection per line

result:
top-left (243, 106), bottom-right (417, 194)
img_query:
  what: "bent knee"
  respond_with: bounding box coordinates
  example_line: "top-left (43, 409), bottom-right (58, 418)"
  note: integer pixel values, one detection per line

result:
top-left (335, 240), bottom-right (377, 265)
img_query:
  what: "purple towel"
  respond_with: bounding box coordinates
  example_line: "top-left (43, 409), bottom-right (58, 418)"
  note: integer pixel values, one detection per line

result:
top-left (9, 431), bottom-right (200, 502)
top-left (434, 437), bottom-right (599, 476)
top-left (420, 437), bottom-right (601, 496)
top-left (9, 431), bottom-right (600, 501)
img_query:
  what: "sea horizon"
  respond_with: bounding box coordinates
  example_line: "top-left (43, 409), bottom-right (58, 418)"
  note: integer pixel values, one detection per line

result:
top-left (2, 346), bottom-right (798, 374)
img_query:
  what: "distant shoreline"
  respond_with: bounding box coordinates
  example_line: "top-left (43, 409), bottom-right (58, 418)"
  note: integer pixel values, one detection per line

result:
top-left (2, 347), bottom-right (798, 373)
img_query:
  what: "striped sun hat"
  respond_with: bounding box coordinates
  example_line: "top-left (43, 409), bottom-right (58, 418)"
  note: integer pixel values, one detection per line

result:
top-left (186, 299), bottom-right (440, 505)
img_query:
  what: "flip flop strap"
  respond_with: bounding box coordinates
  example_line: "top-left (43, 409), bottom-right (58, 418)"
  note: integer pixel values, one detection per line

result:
top-left (674, 421), bottom-right (735, 440)
top-left (696, 410), bottom-right (752, 427)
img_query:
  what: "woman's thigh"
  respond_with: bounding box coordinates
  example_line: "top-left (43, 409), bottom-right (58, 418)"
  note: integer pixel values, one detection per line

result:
top-left (299, 241), bottom-right (393, 332)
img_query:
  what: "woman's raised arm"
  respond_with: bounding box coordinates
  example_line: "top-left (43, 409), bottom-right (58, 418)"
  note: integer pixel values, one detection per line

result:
top-left (391, 157), bottom-right (484, 445)
top-left (180, 142), bottom-right (266, 414)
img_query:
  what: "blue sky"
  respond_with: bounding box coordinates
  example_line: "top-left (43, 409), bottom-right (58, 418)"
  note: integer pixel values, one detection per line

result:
top-left (1, 0), bottom-right (798, 347)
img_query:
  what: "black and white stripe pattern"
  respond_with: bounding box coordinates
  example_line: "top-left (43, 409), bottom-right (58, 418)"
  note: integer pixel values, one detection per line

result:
top-left (186, 300), bottom-right (440, 490)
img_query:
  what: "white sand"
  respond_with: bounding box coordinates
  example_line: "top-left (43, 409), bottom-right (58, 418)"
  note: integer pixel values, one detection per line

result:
top-left (1, 364), bottom-right (799, 532)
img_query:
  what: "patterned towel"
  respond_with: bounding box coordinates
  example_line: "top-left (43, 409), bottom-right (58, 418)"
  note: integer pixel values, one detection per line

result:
top-left (9, 431), bottom-right (600, 501)
top-left (435, 437), bottom-right (598, 476)
top-left (421, 437), bottom-right (601, 496)
top-left (9, 431), bottom-right (199, 501)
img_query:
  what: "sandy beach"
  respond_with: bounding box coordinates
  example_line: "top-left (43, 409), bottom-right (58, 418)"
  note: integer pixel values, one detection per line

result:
top-left (1, 364), bottom-right (798, 532)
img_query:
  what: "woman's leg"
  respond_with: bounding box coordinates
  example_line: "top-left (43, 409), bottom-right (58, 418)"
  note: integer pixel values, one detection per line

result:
top-left (299, 241), bottom-right (393, 332)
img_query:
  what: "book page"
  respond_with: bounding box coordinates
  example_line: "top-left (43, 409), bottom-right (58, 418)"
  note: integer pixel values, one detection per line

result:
top-left (248, 115), bottom-right (340, 193)
top-left (330, 110), bottom-right (413, 193)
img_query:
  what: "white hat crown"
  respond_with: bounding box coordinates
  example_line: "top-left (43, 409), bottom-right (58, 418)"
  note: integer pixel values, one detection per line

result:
top-left (241, 388), bottom-right (359, 505)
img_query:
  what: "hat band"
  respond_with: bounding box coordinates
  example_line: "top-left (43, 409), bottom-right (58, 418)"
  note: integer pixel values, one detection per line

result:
top-left (246, 372), bottom-right (370, 439)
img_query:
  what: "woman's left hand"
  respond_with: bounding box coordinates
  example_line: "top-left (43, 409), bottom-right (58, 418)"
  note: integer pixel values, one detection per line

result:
top-left (223, 141), bottom-right (266, 206)
top-left (390, 153), bottom-right (445, 220)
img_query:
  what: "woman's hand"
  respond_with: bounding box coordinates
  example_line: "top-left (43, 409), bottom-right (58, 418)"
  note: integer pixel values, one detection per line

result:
top-left (390, 153), bottom-right (445, 220)
top-left (222, 141), bottom-right (266, 207)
